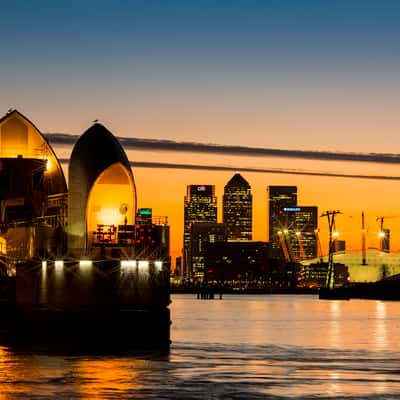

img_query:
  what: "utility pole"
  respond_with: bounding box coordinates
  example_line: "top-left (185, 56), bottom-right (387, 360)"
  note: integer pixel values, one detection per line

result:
top-left (321, 210), bottom-right (342, 289)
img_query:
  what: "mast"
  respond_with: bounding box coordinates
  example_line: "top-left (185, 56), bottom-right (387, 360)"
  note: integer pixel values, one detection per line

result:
top-left (361, 211), bottom-right (367, 265)
top-left (321, 210), bottom-right (342, 289)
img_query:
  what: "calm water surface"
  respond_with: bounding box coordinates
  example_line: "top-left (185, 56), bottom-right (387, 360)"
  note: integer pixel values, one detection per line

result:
top-left (1, 294), bottom-right (400, 399)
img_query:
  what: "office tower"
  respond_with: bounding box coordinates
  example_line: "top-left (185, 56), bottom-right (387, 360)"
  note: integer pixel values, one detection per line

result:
top-left (190, 222), bottom-right (227, 278)
top-left (183, 185), bottom-right (217, 276)
top-left (223, 173), bottom-right (252, 241)
top-left (280, 206), bottom-right (318, 260)
top-left (268, 186), bottom-right (297, 254)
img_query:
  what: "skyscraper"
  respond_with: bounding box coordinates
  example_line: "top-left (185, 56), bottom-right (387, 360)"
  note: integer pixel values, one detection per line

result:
top-left (280, 206), bottom-right (318, 260)
top-left (183, 185), bottom-right (217, 276)
top-left (223, 173), bottom-right (252, 241)
top-left (268, 186), bottom-right (297, 254)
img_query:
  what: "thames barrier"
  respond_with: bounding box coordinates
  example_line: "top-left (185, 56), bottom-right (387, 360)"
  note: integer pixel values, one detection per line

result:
top-left (0, 110), bottom-right (170, 350)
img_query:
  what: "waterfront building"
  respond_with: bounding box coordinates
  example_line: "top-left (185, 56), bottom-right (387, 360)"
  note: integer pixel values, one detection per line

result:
top-left (190, 222), bottom-right (227, 278)
top-left (281, 206), bottom-right (318, 260)
top-left (204, 241), bottom-right (269, 282)
top-left (268, 186), bottom-right (297, 256)
top-left (183, 185), bottom-right (217, 276)
top-left (223, 173), bottom-right (252, 241)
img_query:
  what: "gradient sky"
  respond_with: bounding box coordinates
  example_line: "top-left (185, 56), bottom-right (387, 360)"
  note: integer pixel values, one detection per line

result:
top-left (2, 1), bottom-right (400, 262)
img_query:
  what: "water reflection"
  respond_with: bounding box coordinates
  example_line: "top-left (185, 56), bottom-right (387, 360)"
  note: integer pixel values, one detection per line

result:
top-left (0, 295), bottom-right (400, 398)
top-left (76, 359), bottom-right (142, 399)
top-left (374, 301), bottom-right (387, 350)
top-left (328, 301), bottom-right (342, 348)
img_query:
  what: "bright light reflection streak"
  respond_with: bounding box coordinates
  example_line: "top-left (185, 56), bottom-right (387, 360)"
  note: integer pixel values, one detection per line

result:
top-left (375, 301), bottom-right (387, 350)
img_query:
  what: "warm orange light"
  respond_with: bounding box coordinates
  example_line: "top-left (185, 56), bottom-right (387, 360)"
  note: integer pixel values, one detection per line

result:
top-left (98, 207), bottom-right (120, 225)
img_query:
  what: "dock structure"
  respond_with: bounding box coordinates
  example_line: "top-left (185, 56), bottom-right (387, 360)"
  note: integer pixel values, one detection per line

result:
top-left (0, 110), bottom-right (170, 350)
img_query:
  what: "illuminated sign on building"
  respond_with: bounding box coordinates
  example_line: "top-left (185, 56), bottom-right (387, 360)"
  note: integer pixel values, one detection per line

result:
top-left (283, 207), bottom-right (301, 212)
top-left (138, 208), bottom-right (152, 216)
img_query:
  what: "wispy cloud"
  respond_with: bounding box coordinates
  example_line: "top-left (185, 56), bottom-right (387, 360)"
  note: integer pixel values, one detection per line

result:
top-left (57, 159), bottom-right (400, 181)
top-left (47, 133), bottom-right (400, 164)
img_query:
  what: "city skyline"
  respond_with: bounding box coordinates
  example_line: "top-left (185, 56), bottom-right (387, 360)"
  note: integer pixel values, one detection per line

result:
top-left (3, 1), bottom-right (400, 264)
top-left (43, 135), bottom-right (400, 265)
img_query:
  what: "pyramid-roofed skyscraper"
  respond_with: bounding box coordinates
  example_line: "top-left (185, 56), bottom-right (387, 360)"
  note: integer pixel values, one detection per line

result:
top-left (223, 173), bottom-right (252, 241)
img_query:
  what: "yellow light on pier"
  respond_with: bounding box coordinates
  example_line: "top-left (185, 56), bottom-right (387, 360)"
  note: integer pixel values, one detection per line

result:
top-left (121, 260), bottom-right (136, 268)
top-left (155, 261), bottom-right (163, 271)
top-left (55, 260), bottom-right (64, 270)
top-left (79, 260), bottom-right (93, 268)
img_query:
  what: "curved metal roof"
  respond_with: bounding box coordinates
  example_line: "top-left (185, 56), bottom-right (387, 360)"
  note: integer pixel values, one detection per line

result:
top-left (69, 123), bottom-right (132, 192)
top-left (0, 109), bottom-right (67, 194)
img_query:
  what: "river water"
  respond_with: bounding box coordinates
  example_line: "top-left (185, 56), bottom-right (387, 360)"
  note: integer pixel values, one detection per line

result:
top-left (1, 294), bottom-right (400, 399)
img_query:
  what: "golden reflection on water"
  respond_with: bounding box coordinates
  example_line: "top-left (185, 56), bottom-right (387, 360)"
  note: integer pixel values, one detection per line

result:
top-left (374, 301), bottom-right (387, 350)
top-left (328, 301), bottom-right (342, 349)
top-left (76, 359), bottom-right (142, 399)
top-left (0, 347), bottom-right (24, 399)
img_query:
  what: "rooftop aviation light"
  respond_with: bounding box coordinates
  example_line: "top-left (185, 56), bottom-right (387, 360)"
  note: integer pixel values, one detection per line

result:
top-left (55, 260), bottom-right (64, 270)
top-left (154, 261), bottom-right (163, 271)
top-left (79, 260), bottom-right (93, 268)
top-left (121, 260), bottom-right (136, 268)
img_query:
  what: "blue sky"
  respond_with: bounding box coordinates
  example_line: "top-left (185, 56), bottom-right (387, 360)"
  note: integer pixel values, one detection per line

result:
top-left (2, 0), bottom-right (400, 151)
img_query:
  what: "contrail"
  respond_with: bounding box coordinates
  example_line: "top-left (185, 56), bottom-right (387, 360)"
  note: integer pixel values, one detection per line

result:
top-left (58, 159), bottom-right (400, 181)
top-left (47, 133), bottom-right (400, 164)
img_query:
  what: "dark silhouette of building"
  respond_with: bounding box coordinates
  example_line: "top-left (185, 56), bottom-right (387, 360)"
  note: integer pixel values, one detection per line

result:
top-left (204, 241), bottom-right (269, 283)
top-left (183, 185), bottom-right (217, 276)
top-left (223, 173), bottom-right (252, 241)
top-left (190, 222), bottom-right (227, 278)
